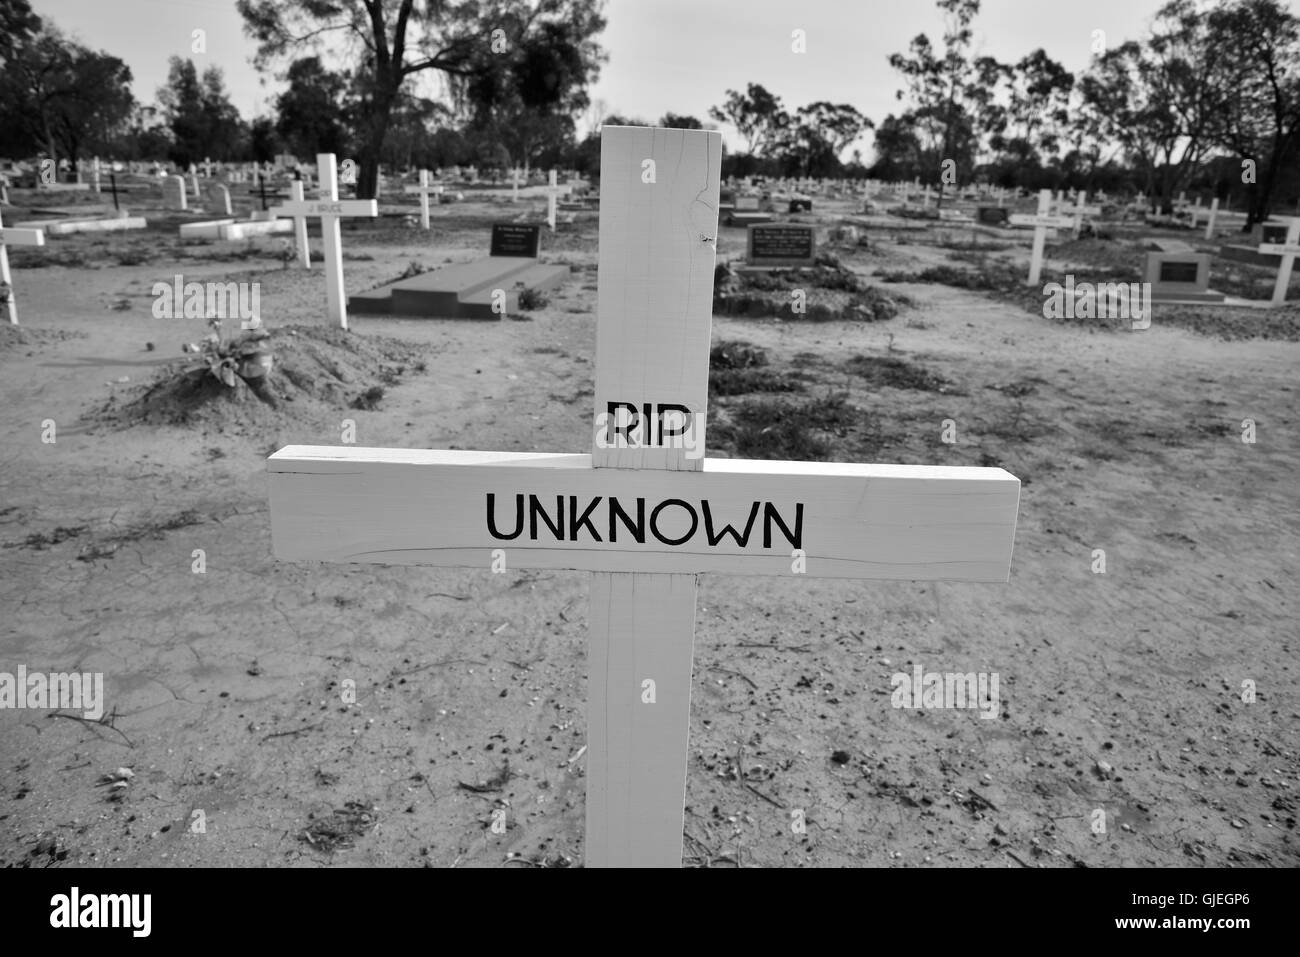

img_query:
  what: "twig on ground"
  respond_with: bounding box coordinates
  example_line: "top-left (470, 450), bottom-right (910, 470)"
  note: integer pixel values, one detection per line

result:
top-left (261, 721), bottom-right (324, 743)
top-left (48, 710), bottom-right (134, 748)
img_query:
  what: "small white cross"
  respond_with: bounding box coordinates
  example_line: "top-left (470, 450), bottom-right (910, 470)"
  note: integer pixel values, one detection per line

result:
top-left (1258, 217), bottom-right (1300, 307)
top-left (0, 206), bottom-right (46, 325)
top-left (403, 170), bottom-right (444, 230)
top-left (269, 153), bottom-right (378, 329)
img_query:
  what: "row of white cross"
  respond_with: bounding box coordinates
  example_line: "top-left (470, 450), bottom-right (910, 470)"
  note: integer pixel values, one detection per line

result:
top-left (4, 158), bottom-right (1297, 328)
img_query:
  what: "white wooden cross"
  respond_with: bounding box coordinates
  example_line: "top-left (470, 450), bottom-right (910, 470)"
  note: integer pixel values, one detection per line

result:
top-left (1258, 217), bottom-right (1300, 307)
top-left (0, 206), bottom-right (46, 325)
top-left (404, 170), bottom-right (443, 230)
top-left (266, 126), bottom-right (1021, 868)
top-left (1023, 189), bottom-right (1074, 285)
top-left (1204, 197), bottom-right (1220, 240)
top-left (510, 167), bottom-right (522, 203)
top-left (286, 181), bottom-right (311, 269)
top-left (1065, 191), bottom-right (1101, 238)
top-left (269, 153), bottom-right (377, 329)
top-left (91, 157), bottom-right (101, 194)
top-left (543, 169), bottom-right (570, 231)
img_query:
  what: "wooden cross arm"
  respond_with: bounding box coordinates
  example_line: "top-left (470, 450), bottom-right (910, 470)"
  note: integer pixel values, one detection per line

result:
top-left (268, 447), bottom-right (1021, 582)
top-left (1258, 243), bottom-right (1300, 255)
top-left (0, 228), bottom-right (45, 246)
top-left (269, 199), bottom-right (378, 218)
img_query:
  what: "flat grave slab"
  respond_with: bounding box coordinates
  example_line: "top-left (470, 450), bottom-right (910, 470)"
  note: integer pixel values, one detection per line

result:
top-left (350, 223), bottom-right (568, 319)
top-left (16, 216), bottom-right (147, 235)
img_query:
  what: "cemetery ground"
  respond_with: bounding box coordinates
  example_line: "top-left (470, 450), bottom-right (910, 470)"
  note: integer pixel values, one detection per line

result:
top-left (2, 188), bottom-right (1297, 869)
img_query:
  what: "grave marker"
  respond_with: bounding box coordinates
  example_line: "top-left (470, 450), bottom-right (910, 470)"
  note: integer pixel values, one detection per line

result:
top-left (212, 183), bottom-right (233, 216)
top-left (1144, 250), bottom-right (1225, 303)
top-left (267, 126), bottom-right (1021, 867)
top-left (1204, 197), bottom-right (1220, 240)
top-left (269, 153), bottom-right (378, 328)
top-left (543, 170), bottom-right (570, 231)
top-left (1021, 189), bottom-right (1074, 285)
top-left (286, 181), bottom-right (311, 268)
top-left (404, 170), bottom-right (443, 230)
top-left (745, 223), bottom-right (816, 268)
top-left (489, 223), bottom-right (541, 258)
top-left (1065, 192), bottom-right (1101, 238)
top-left (0, 207), bottom-right (45, 325)
top-left (164, 175), bottom-right (187, 211)
top-left (1258, 217), bottom-right (1300, 307)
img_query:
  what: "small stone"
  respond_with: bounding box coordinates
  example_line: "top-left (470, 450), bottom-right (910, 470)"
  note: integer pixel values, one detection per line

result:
top-left (1094, 760), bottom-right (1114, 780)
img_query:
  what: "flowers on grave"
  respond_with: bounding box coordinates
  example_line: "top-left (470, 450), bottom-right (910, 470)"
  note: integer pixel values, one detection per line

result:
top-left (187, 317), bottom-right (274, 388)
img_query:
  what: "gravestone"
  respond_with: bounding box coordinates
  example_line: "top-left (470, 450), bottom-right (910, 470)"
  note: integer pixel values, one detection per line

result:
top-left (745, 223), bottom-right (816, 269)
top-left (163, 175), bottom-right (187, 211)
top-left (267, 125), bottom-right (1021, 867)
top-left (727, 194), bottom-right (773, 226)
top-left (489, 223), bottom-right (541, 258)
top-left (211, 184), bottom-right (233, 216)
top-left (1144, 251), bottom-right (1225, 303)
top-left (976, 206), bottom-right (1009, 227)
top-left (0, 207), bottom-right (46, 325)
top-left (788, 197), bottom-right (812, 213)
top-left (1252, 222), bottom-right (1289, 245)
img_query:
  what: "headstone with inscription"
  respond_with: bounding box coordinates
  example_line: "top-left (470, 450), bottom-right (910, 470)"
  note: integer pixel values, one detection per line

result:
top-left (745, 223), bottom-right (816, 269)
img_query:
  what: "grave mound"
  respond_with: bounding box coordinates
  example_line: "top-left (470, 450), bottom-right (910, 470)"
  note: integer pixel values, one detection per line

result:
top-left (708, 340), bottom-right (805, 396)
top-left (714, 257), bottom-right (908, 321)
top-left (92, 324), bottom-right (424, 432)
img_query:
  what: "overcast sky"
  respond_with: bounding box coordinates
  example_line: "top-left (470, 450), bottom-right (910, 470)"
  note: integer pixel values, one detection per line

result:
top-left (32, 0), bottom-right (1229, 158)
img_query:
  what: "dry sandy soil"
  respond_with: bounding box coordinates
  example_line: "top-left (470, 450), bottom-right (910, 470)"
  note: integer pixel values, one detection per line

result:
top-left (1, 184), bottom-right (1297, 868)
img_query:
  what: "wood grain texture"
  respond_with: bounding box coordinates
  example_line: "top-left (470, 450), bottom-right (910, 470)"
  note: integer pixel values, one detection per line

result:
top-left (592, 126), bottom-right (721, 472)
top-left (585, 571), bottom-right (697, 867)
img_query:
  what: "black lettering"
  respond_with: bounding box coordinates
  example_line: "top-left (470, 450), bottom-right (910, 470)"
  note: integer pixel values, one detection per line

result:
top-left (609, 496), bottom-right (645, 543)
top-left (702, 500), bottom-right (760, 547)
top-left (762, 502), bottom-right (803, 549)
top-left (568, 496), bottom-right (603, 542)
top-left (486, 493), bottom-right (524, 540)
top-left (650, 499), bottom-right (699, 546)
top-left (529, 494), bottom-right (564, 540)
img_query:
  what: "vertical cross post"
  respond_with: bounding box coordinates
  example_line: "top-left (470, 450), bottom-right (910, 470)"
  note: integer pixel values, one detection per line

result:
top-left (318, 154), bottom-right (346, 326)
top-left (547, 169), bottom-right (560, 231)
top-left (0, 206), bottom-right (46, 325)
top-left (1204, 197), bottom-right (1220, 241)
top-left (1258, 217), bottom-right (1300, 307)
top-left (584, 126), bottom-right (720, 867)
top-left (289, 180), bottom-right (311, 269)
